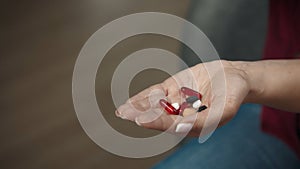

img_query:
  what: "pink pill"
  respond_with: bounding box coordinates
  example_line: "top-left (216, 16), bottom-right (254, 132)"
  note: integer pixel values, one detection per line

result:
top-left (180, 87), bottom-right (202, 100)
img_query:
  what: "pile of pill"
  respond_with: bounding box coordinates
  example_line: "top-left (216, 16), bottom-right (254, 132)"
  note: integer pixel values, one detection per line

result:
top-left (159, 87), bottom-right (207, 116)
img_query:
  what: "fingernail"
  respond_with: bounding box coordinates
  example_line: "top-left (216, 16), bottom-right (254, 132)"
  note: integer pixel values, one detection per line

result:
top-left (135, 117), bottom-right (141, 126)
top-left (115, 110), bottom-right (128, 120)
top-left (175, 123), bottom-right (193, 133)
top-left (115, 109), bottom-right (121, 116)
top-left (120, 114), bottom-right (128, 120)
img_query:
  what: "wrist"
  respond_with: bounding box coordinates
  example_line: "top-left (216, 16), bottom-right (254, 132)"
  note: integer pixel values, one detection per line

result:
top-left (230, 61), bottom-right (265, 103)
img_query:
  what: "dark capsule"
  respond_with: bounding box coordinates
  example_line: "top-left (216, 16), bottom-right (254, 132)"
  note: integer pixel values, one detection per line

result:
top-left (197, 105), bottom-right (207, 112)
top-left (186, 96), bottom-right (199, 104)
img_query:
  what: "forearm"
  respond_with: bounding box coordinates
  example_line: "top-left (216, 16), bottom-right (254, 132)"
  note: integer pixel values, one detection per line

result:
top-left (235, 59), bottom-right (300, 112)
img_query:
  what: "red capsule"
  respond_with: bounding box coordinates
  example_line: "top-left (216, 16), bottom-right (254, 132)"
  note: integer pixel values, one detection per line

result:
top-left (159, 99), bottom-right (179, 115)
top-left (181, 87), bottom-right (202, 100)
top-left (178, 102), bottom-right (189, 115)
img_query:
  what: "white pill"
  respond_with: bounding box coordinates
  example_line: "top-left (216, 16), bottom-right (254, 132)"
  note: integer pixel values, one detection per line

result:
top-left (192, 100), bottom-right (202, 109)
top-left (171, 103), bottom-right (180, 110)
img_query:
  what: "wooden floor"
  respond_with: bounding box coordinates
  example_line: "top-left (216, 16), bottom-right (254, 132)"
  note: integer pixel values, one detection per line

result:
top-left (0, 1), bottom-right (190, 168)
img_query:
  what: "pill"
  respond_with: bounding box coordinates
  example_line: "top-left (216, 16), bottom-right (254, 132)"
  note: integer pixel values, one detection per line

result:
top-left (183, 108), bottom-right (197, 117)
top-left (197, 105), bottom-right (207, 112)
top-left (186, 96), bottom-right (199, 104)
top-left (181, 87), bottom-right (202, 100)
top-left (171, 103), bottom-right (180, 110)
top-left (159, 99), bottom-right (179, 115)
top-left (178, 102), bottom-right (189, 115)
top-left (192, 100), bottom-right (202, 109)
top-left (178, 102), bottom-right (188, 115)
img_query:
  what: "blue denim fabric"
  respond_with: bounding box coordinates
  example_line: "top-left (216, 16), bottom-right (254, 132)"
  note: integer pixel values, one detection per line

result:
top-left (152, 104), bottom-right (300, 169)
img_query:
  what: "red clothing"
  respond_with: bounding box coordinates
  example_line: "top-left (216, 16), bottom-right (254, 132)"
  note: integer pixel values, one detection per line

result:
top-left (262, 0), bottom-right (300, 158)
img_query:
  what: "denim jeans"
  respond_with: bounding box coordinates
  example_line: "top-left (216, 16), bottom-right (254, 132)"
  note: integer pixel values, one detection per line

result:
top-left (152, 104), bottom-right (300, 169)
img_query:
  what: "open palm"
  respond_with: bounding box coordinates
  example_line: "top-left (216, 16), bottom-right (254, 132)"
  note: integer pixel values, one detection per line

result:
top-left (116, 60), bottom-right (251, 136)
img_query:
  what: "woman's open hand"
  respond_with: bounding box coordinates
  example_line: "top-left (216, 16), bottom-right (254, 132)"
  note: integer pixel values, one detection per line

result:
top-left (115, 60), bottom-right (255, 136)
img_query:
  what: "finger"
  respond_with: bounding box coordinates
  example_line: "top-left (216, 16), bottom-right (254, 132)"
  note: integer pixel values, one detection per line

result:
top-left (116, 89), bottom-right (167, 121)
top-left (134, 109), bottom-right (202, 136)
top-left (177, 110), bottom-right (208, 134)
top-left (116, 99), bottom-right (154, 121)
top-left (115, 102), bottom-right (143, 121)
top-left (126, 84), bottom-right (166, 104)
top-left (135, 110), bottom-right (182, 133)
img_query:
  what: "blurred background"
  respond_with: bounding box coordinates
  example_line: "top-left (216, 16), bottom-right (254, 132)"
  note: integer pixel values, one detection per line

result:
top-left (0, 0), bottom-right (267, 168)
